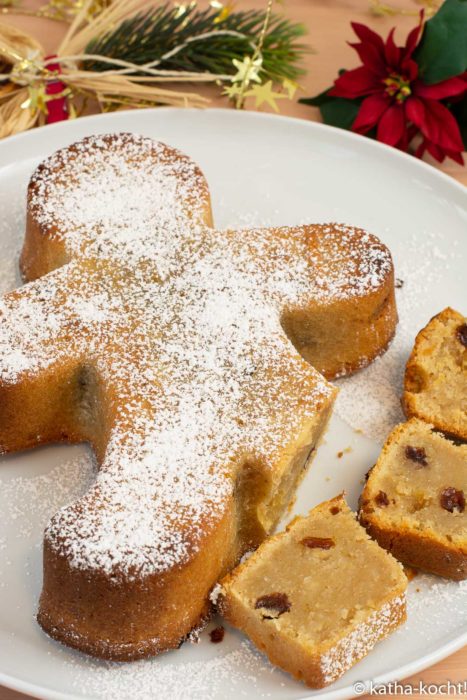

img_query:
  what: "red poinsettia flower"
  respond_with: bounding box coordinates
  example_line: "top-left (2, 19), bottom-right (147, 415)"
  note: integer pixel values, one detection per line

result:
top-left (329, 16), bottom-right (467, 164)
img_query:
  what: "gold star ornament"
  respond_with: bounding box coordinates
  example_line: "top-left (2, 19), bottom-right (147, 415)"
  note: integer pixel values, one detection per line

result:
top-left (245, 80), bottom-right (288, 112)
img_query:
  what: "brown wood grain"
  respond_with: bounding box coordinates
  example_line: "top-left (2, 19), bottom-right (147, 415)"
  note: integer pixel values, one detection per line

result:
top-left (0, 1), bottom-right (465, 698)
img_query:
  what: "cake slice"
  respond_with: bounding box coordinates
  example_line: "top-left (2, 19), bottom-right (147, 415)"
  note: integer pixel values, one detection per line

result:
top-left (403, 307), bottom-right (467, 441)
top-left (218, 495), bottom-right (407, 688)
top-left (360, 418), bottom-right (467, 580)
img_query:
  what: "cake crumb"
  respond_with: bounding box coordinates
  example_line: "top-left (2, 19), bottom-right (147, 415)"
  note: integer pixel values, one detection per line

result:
top-left (337, 447), bottom-right (352, 459)
top-left (209, 626), bottom-right (225, 644)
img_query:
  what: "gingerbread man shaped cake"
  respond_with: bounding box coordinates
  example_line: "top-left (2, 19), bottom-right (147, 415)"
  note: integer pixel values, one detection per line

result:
top-left (0, 134), bottom-right (397, 660)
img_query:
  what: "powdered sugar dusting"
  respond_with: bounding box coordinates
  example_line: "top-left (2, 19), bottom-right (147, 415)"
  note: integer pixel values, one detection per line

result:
top-left (321, 596), bottom-right (405, 684)
top-left (63, 639), bottom-right (276, 700)
top-left (399, 575), bottom-right (467, 642)
top-left (29, 133), bottom-right (210, 280)
top-left (335, 228), bottom-right (464, 442)
top-left (0, 133), bottom-right (395, 581)
top-left (38, 231), bottom-right (336, 578)
top-left (0, 453), bottom-right (96, 544)
top-left (210, 583), bottom-right (223, 606)
top-left (0, 168), bottom-right (27, 293)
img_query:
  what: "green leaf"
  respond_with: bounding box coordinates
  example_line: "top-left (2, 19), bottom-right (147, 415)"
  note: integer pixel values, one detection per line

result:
top-left (450, 94), bottom-right (467, 148)
top-left (320, 98), bottom-right (360, 130)
top-left (300, 88), bottom-right (360, 131)
top-left (414, 0), bottom-right (467, 84)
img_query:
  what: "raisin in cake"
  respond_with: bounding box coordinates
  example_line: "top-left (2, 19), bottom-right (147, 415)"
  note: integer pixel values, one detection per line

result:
top-left (360, 418), bottom-right (466, 579)
top-left (0, 134), bottom-right (397, 660)
top-left (218, 495), bottom-right (407, 688)
top-left (403, 307), bottom-right (467, 441)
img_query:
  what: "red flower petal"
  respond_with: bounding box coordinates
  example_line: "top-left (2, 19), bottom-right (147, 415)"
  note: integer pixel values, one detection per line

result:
top-left (401, 58), bottom-right (419, 82)
top-left (349, 41), bottom-right (387, 76)
top-left (351, 22), bottom-right (386, 53)
top-left (447, 149), bottom-right (465, 165)
top-left (352, 94), bottom-right (389, 133)
top-left (329, 66), bottom-right (381, 99)
top-left (384, 28), bottom-right (401, 69)
top-left (404, 11), bottom-right (424, 59)
top-left (406, 97), bottom-right (465, 153)
top-left (414, 135), bottom-right (465, 166)
top-left (377, 104), bottom-right (407, 147)
top-left (420, 138), bottom-right (464, 165)
top-left (407, 124), bottom-right (419, 142)
top-left (414, 139), bottom-right (427, 159)
top-left (405, 95), bottom-right (426, 128)
top-left (423, 99), bottom-right (465, 152)
top-left (425, 139), bottom-right (445, 162)
top-left (325, 13), bottom-right (465, 165)
top-left (415, 76), bottom-right (467, 100)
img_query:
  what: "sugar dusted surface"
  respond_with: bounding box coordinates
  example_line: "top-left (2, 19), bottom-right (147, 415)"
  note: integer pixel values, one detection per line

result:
top-left (224, 210), bottom-right (465, 446)
top-left (335, 229), bottom-right (465, 442)
top-left (29, 133), bottom-right (210, 280)
top-left (20, 224), bottom-right (339, 578)
top-left (0, 133), bottom-right (400, 580)
top-left (320, 596), bottom-right (405, 684)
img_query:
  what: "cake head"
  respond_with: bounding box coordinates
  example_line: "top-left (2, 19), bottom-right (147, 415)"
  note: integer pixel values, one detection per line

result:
top-left (0, 133), bottom-right (397, 659)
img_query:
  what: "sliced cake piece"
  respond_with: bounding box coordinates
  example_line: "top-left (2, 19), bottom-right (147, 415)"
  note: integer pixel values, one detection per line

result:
top-left (360, 418), bottom-right (467, 580)
top-left (218, 495), bottom-right (407, 688)
top-left (403, 307), bottom-right (467, 441)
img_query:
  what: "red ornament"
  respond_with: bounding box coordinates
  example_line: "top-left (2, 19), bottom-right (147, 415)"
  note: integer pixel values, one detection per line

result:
top-left (44, 55), bottom-right (69, 124)
top-left (329, 16), bottom-right (467, 164)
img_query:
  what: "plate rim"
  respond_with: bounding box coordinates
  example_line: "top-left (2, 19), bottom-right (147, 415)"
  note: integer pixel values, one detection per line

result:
top-left (0, 107), bottom-right (465, 700)
top-left (0, 106), bottom-right (466, 201)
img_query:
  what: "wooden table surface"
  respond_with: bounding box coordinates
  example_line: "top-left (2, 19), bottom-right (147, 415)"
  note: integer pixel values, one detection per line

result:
top-left (1, 1), bottom-right (465, 698)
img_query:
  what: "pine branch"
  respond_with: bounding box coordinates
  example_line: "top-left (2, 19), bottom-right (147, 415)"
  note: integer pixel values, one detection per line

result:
top-left (83, 4), bottom-right (308, 82)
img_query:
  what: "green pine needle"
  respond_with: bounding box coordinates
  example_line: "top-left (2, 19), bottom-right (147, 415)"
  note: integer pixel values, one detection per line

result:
top-left (84, 4), bottom-right (308, 83)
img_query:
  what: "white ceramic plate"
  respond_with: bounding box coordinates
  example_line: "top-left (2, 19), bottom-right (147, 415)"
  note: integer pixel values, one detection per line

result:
top-left (0, 109), bottom-right (466, 700)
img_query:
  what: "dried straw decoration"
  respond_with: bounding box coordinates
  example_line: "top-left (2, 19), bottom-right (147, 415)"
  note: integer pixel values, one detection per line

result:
top-left (0, 0), bottom-right (211, 138)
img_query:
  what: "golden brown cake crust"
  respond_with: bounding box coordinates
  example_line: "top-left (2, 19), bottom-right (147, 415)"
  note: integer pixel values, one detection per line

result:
top-left (360, 419), bottom-right (467, 580)
top-left (38, 502), bottom-right (236, 660)
top-left (359, 521), bottom-right (467, 581)
top-left (403, 307), bottom-right (467, 441)
top-left (1, 134), bottom-right (397, 661)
